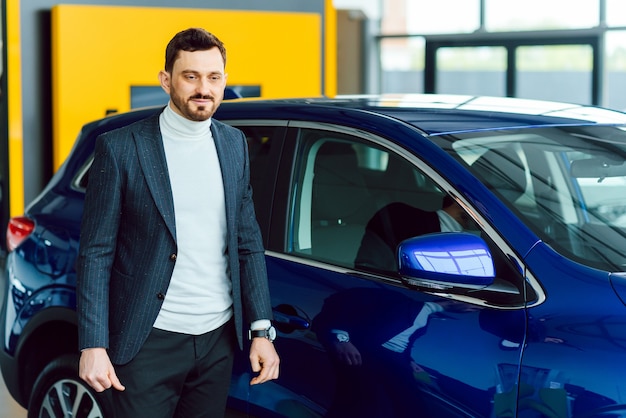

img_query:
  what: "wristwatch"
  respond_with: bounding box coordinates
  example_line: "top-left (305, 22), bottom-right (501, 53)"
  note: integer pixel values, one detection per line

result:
top-left (331, 331), bottom-right (350, 343)
top-left (248, 325), bottom-right (277, 342)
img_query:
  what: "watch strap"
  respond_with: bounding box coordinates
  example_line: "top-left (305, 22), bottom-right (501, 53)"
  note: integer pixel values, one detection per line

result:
top-left (248, 325), bottom-right (276, 342)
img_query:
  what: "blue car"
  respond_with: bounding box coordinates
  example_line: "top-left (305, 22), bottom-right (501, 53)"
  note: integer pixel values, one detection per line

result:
top-left (2, 94), bottom-right (626, 417)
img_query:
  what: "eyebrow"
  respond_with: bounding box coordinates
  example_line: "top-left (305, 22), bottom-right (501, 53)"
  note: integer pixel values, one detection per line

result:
top-left (180, 69), bottom-right (224, 76)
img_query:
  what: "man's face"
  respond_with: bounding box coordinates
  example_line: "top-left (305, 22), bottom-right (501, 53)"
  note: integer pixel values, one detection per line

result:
top-left (158, 48), bottom-right (227, 121)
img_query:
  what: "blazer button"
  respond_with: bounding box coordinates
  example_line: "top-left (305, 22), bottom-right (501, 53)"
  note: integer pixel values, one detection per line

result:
top-left (157, 292), bottom-right (165, 300)
top-left (169, 253), bottom-right (177, 261)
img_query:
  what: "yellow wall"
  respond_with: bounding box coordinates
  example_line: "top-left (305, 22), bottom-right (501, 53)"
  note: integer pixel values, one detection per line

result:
top-left (51, 5), bottom-right (324, 170)
top-left (7, 0), bottom-right (24, 218)
top-left (324, 0), bottom-right (337, 98)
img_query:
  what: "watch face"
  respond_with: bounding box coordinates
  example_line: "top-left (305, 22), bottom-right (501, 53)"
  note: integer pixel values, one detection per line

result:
top-left (336, 333), bottom-right (349, 343)
top-left (268, 326), bottom-right (277, 341)
top-left (250, 326), bottom-right (277, 342)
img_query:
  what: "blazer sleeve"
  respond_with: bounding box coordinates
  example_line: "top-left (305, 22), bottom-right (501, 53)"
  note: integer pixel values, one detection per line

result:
top-left (76, 133), bottom-right (124, 350)
top-left (232, 127), bottom-right (273, 325)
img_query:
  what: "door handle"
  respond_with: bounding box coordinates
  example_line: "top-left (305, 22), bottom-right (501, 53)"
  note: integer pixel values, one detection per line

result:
top-left (272, 304), bottom-right (310, 332)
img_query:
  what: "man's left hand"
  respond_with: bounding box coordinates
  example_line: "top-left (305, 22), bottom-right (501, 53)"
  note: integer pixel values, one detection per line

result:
top-left (249, 338), bottom-right (280, 385)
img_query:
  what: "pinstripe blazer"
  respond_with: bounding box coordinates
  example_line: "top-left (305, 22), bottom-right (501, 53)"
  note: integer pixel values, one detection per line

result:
top-left (76, 110), bottom-right (272, 365)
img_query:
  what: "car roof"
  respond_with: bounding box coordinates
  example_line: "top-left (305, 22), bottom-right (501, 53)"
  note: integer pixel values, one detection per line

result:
top-left (220, 94), bottom-right (626, 135)
top-left (87, 94), bottom-right (626, 137)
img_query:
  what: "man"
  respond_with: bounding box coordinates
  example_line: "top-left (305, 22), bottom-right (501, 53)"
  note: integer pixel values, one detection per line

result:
top-left (76, 28), bottom-right (279, 418)
top-left (355, 195), bottom-right (470, 272)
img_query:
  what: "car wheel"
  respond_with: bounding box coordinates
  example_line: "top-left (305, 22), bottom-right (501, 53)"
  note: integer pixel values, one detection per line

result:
top-left (27, 354), bottom-right (112, 418)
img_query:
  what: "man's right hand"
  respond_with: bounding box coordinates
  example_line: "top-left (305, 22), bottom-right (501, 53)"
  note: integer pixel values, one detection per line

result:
top-left (79, 347), bottom-right (125, 392)
top-left (332, 341), bottom-right (362, 366)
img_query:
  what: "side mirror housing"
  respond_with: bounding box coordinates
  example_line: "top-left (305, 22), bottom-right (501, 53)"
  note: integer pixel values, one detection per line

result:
top-left (398, 232), bottom-right (495, 291)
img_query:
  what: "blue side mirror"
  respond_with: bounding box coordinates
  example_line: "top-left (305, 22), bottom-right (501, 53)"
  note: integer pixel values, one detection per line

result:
top-left (398, 232), bottom-right (495, 290)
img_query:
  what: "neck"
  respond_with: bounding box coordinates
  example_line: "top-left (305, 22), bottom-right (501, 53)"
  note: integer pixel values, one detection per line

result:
top-left (161, 102), bottom-right (212, 139)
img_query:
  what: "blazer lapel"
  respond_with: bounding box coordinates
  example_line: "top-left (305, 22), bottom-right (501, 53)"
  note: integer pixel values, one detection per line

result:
top-left (134, 113), bottom-right (177, 241)
top-left (211, 121), bottom-right (238, 235)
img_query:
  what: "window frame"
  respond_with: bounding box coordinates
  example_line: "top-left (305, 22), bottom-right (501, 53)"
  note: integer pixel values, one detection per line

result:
top-left (274, 121), bottom-right (544, 309)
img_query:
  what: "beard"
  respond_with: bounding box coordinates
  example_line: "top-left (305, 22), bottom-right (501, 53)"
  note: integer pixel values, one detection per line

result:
top-left (169, 89), bottom-right (221, 122)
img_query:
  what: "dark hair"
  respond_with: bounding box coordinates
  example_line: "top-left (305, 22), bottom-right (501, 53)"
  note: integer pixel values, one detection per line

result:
top-left (164, 28), bottom-right (227, 72)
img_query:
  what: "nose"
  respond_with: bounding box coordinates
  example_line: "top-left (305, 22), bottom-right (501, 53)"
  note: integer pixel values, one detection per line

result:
top-left (195, 78), bottom-right (213, 96)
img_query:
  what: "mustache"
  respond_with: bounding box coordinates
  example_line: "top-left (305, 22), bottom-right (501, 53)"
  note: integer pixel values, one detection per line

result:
top-left (190, 94), bottom-right (214, 101)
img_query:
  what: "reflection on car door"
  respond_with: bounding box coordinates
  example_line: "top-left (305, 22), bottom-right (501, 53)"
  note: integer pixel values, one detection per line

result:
top-left (246, 124), bottom-right (531, 417)
top-left (223, 122), bottom-right (287, 414)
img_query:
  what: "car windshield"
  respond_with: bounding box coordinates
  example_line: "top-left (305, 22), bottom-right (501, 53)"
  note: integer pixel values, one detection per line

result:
top-left (436, 125), bottom-right (626, 272)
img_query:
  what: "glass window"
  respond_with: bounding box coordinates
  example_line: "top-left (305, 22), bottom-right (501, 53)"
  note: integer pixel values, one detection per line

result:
top-left (288, 127), bottom-right (451, 270)
top-left (236, 125), bottom-right (282, 196)
top-left (233, 124), bottom-right (284, 238)
top-left (484, 0), bottom-right (599, 31)
top-left (516, 45), bottom-right (593, 104)
top-left (436, 46), bottom-right (507, 96)
top-left (381, 0), bottom-right (480, 35)
top-left (289, 131), bottom-right (386, 267)
top-left (445, 125), bottom-right (626, 272)
top-left (606, 0), bottom-right (626, 27)
top-left (288, 126), bottom-right (528, 305)
top-left (380, 37), bottom-right (424, 93)
top-left (605, 31), bottom-right (626, 110)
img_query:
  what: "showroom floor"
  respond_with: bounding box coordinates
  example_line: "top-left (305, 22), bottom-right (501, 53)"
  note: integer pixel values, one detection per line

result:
top-left (1, 374), bottom-right (26, 417)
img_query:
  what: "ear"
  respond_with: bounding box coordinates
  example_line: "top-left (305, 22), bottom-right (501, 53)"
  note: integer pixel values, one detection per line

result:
top-left (158, 70), bottom-right (171, 94)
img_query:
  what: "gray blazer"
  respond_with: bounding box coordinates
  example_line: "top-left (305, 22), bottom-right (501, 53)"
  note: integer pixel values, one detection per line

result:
top-left (76, 110), bottom-right (272, 365)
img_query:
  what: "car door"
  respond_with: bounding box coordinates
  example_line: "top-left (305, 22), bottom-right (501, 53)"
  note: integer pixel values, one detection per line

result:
top-left (220, 122), bottom-right (288, 414)
top-left (244, 122), bottom-right (532, 417)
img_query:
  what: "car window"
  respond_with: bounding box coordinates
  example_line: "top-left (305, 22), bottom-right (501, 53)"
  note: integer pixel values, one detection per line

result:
top-left (288, 127), bottom-right (529, 306)
top-left (449, 126), bottom-right (626, 272)
top-left (289, 128), bottom-right (448, 269)
top-left (232, 124), bottom-right (285, 241)
top-left (235, 125), bottom-right (282, 196)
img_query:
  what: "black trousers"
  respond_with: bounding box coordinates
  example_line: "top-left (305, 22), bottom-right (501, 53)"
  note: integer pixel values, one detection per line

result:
top-left (112, 320), bottom-right (236, 418)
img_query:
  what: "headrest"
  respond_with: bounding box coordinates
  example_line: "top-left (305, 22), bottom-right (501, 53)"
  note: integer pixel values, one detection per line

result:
top-left (312, 141), bottom-right (370, 221)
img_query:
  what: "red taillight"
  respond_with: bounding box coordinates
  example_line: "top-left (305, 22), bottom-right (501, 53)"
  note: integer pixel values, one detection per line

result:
top-left (6, 216), bottom-right (35, 252)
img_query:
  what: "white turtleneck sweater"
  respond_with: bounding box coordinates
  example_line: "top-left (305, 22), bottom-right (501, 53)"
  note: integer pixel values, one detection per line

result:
top-left (153, 104), bottom-right (232, 335)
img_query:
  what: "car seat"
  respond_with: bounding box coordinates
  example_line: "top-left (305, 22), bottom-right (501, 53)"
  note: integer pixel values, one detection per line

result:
top-left (311, 141), bottom-right (376, 266)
